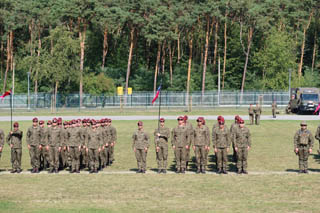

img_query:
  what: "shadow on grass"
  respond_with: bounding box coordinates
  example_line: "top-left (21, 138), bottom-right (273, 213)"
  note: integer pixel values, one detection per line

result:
top-left (285, 169), bottom-right (300, 173)
top-left (311, 153), bottom-right (320, 163)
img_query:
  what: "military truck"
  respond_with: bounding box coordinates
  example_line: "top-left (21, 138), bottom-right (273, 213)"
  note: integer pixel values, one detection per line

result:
top-left (287, 88), bottom-right (320, 114)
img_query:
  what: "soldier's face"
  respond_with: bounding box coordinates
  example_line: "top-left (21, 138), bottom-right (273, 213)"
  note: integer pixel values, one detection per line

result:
top-left (178, 119), bottom-right (184, 125)
top-left (52, 123), bottom-right (57, 127)
top-left (197, 120), bottom-right (202, 127)
top-left (47, 124), bottom-right (52, 128)
top-left (14, 127), bottom-right (18, 131)
top-left (33, 122), bottom-right (37, 127)
top-left (160, 121), bottom-right (165, 127)
top-left (301, 125), bottom-right (307, 130)
top-left (40, 124), bottom-right (44, 128)
top-left (138, 125), bottom-right (143, 130)
top-left (219, 124), bottom-right (224, 129)
top-left (239, 123), bottom-right (244, 128)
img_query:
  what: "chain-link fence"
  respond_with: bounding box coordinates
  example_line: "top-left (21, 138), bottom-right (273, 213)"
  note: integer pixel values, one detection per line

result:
top-left (0, 91), bottom-right (290, 110)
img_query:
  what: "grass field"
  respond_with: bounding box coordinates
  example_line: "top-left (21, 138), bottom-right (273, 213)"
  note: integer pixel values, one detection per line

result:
top-left (0, 119), bottom-right (320, 212)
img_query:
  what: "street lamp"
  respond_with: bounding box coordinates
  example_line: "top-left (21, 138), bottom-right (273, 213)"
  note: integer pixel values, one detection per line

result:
top-left (288, 68), bottom-right (292, 98)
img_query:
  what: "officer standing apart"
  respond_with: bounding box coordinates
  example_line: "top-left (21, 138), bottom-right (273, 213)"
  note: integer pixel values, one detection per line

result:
top-left (294, 121), bottom-right (314, 173)
top-left (254, 103), bottom-right (262, 125)
top-left (154, 118), bottom-right (170, 174)
top-left (272, 101), bottom-right (277, 118)
top-left (248, 104), bottom-right (254, 125)
top-left (192, 117), bottom-right (210, 174)
top-left (212, 116), bottom-right (230, 174)
top-left (26, 117), bottom-right (41, 173)
top-left (132, 121), bottom-right (150, 173)
top-left (315, 124), bottom-right (320, 155)
top-left (7, 122), bottom-right (23, 173)
top-left (234, 119), bottom-right (251, 174)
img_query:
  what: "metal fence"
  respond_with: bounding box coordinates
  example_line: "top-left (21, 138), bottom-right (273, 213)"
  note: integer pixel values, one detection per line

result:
top-left (0, 91), bottom-right (290, 110)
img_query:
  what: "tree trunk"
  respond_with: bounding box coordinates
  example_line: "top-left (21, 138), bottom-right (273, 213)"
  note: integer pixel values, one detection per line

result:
top-left (186, 34), bottom-right (193, 109)
top-left (2, 34), bottom-right (10, 93)
top-left (298, 11), bottom-right (313, 78)
top-left (311, 30), bottom-right (317, 72)
top-left (153, 41), bottom-right (161, 95)
top-left (168, 43), bottom-right (173, 86)
top-left (9, 31), bottom-right (13, 72)
top-left (125, 27), bottom-right (135, 100)
top-left (202, 15), bottom-right (210, 100)
top-left (101, 25), bottom-right (108, 69)
top-left (0, 28), bottom-right (3, 80)
top-left (35, 25), bottom-right (41, 99)
top-left (213, 21), bottom-right (219, 73)
top-left (161, 41), bottom-right (166, 74)
top-left (240, 25), bottom-right (253, 95)
top-left (54, 81), bottom-right (59, 112)
top-left (222, 15), bottom-right (227, 89)
top-left (177, 30), bottom-right (181, 64)
top-left (78, 18), bottom-right (87, 108)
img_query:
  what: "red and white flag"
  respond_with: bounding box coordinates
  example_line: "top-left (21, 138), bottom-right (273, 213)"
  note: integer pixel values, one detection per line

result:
top-left (314, 103), bottom-right (320, 116)
top-left (152, 85), bottom-right (161, 104)
top-left (0, 89), bottom-right (11, 100)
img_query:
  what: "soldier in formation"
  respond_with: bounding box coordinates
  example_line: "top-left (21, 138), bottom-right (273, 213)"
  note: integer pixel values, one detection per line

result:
top-left (26, 117), bottom-right (41, 173)
top-left (7, 122), bottom-right (23, 173)
top-left (132, 121), bottom-right (149, 173)
top-left (154, 118), bottom-right (170, 173)
top-left (47, 118), bottom-right (61, 173)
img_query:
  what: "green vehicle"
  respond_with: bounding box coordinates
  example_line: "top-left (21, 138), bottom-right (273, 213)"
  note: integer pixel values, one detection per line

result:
top-left (288, 88), bottom-right (320, 114)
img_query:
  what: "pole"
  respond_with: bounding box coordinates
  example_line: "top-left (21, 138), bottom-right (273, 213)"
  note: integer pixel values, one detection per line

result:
top-left (27, 72), bottom-right (30, 110)
top-left (288, 68), bottom-right (292, 98)
top-left (11, 61), bottom-right (15, 130)
top-left (10, 92), bottom-right (12, 131)
top-left (218, 55), bottom-right (221, 106)
top-left (157, 59), bottom-right (162, 132)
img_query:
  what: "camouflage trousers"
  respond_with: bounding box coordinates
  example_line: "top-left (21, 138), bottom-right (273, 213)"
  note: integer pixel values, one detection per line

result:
top-left (249, 114), bottom-right (254, 125)
top-left (255, 114), bottom-right (260, 125)
top-left (156, 144), bottom-right (168, 170)
top-left (11, 148), bottom-right (22, 171)
top-left (48, 146), bottom-right (60, 170)
top-left (39, 146), bottom-right (49, 170)
top-left (135, 149), bottom-right (147, 171)
top-left (60, 147), bottom-right (68, 169)
top-left (175, 147), bottom-right (187, 170)
top-left (88, 148), bottom-right (99, 170)
top-left (80, 147), bottom-right (88, 169)
top-left (236, 147), bottom-right (248, 171)
top-left (99, 146), bottom-right (107, 168)
top-left (29, 145), bottom-right (40, 169)
top-left (194, 145), bottom-right (206, 169)
top-left (69, 146), bottom-right (80, 171)
top-left (216, 148), bottom-right (228, 171)
top-left (298, 146), bottom-right (310, 170)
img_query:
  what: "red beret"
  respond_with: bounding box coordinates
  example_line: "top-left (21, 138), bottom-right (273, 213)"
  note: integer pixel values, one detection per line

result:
top-left (39, 120), bottom-right (44, 125)
top-left (217, 116), bottom-right (223, 121)
top-left (159, 118), bottom-right (165, 122)
top-left (13, 122), bottom-right (19, 127)
top-left (183, 115), bottom-right (188, 121)
top-left (32, 117), bottom-right (38, 122)
top-left (137, 121), bottom-right (143, 126)
top-left (47, 120), bottom-right (52, 125)
top-left (52, 118), bottom-right (58, 123)
top-left (177, 116), bottom-right (184, 120)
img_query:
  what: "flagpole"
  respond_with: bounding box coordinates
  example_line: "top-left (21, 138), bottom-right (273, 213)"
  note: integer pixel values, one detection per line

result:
top-left (10, 92), bottom-right (12, 131)
top-left (157, 56), bottom-right (163, 133)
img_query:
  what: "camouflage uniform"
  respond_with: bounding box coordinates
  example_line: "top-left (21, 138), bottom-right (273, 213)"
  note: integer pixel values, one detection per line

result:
top-left (80, 126), bottom-right (89, 169)
top-left (154, 126), bottom-right (170, 172)
top-left (108, 125), bottom-right (117, 163)
top-left (234, 126), bottom-right (251, 173)
top-left (68, 127), bottom-right (83, 172)
top-left (314, 125), bottom-right (320, 154)
top-left (254, 105), bottom-right (262, 125)
top-left (87, 128), bottom-right (101, 172)
top-left (171, 125), bottom-right (189, 173)
top-left (272, 102), bottom-right (277, 118)
top-left (212, 127), bottom-right (231, 173)
top-left (47, 126), bottom-right (62, 172)
top-left (184, 121), bottom-right (193, 169)
top-left (0, 129), bottom-right (4, 160)
top-left (132, 129), bottom-right (150, 172)
top-left (7, 129), bottom-right (23, 172)
top-left (39, 126), bottom-right (49, 170)
top-left (294, 128), bottom-right (314, 172)
top-left (60, 127), bottom-right (69, 169)
top-left (193, 125), bottom-right (210, 173)
top-left (230, 122), bottom-right (239, 162)
top-left (26, 126), bottom-right (41, 171)
top-left (248, 105), bottom-right (254, 125)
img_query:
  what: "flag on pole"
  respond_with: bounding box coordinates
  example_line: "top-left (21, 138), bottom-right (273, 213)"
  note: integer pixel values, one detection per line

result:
top-left (152, 85), bottom-right (161, 104)
top-left (0, 89), bottom-right (11, 100)
top-left (314, 102), bottom-right (320, 116)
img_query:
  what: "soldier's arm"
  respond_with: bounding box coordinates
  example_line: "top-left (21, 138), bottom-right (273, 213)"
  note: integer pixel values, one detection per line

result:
top-left (145, 133), bottom-right (150, 149)
top-left (294, 131), bottom-right (299, 149)
top-left (309, 132), bottom-right (314, 149)
top-left (212, 129), bottom-right (216, 148)
top-left (247, 130), bottom-right (251, 147)
top-left (171, 129), bottom-right (176, 147)
top-left (154, 130), bottom-right (159, 147)
top-left (132, 133), bottom-right (136, 149)
top-left (315, 127), bottom-right (320, 140)
top-left (6, 133), bottom-right (11, 145)
top-left (227, 130), bottom-right (231, 148)
top-left (26, 128), bottom-right (31, 145)
top-left (0, 131), bottom-right (4, 147)
top-left (112, 128), bottom-right (117, 142)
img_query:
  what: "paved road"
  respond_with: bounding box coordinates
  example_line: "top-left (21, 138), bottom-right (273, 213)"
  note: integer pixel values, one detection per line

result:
top-left (0, 115), bottom-right (319, 122)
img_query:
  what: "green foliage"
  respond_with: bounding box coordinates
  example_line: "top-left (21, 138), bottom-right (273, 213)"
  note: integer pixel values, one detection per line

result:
top-left (83, 72), bottom-right (115, 95)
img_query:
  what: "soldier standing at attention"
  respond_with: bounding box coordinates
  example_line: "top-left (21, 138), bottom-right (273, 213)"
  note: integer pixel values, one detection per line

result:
top-left (193, 117), bottom-right (210, 174)
top-left (60, 121), bottom-right (69, 169)
top-left (39, 120), bottom-right (48, 171)
top-left (0, 128), bottom-right (4, 164)
top-left (132, 121), bottom-right (150, 173)
top-left (7, 122), bottom-right (23, 173)
top-left (47, 118), bottom-right (62, 173)
top-left (294, 121), bottom-right (314, 173)
top-left (212, 117), bottom-right (230, 174)
top-left (201, 118), bottom-right (211, 169)
top-left (254, 103), bottom-right (262, 125)
top-left (272, 101), bottom-right (277, 118)
top-left (154, 118), bottom-right (170, 174)
top-left (86, 121), bottom-right (101, 173)
top-left (26, 117), bottom-right (41, 173)
top-left (183, 115), bottom-right (193, 170)
top-left (68, 120), bottom-right (83, 173)
top-left (99, 119), bottom-right (107, 169)
top-left (234, 119), bottom-right (251, 174)
top-left (230, 115), bottom-right (240, 162)
top-left (108, 119), bottom-right (117, 164)
top-left (248, 104), bottom-right (254, 125)
top-left (172, 116), bottom-right (189, 173)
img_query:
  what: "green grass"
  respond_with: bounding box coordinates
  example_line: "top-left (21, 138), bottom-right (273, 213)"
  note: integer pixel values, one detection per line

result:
top-left (0, 119), bottom-right (320, 212)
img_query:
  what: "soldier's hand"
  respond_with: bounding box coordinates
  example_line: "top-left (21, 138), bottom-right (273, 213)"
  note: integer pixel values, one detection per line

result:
top-left (157, 133), bottom-right (161, 137)
top-left (207, 146), bottom-right (210, 151)
top-left (214, 148), bottom-right (217, 153)
top-left (46, 146), bottom-right (49, 151)
top-left (0, 147), bottom-right (2, 152)
top-left (111, 143), bottom-right (114, 147)
top-left (144, 148), bottom-right (148, 152)
top-left (63, 146), bottom-right (66, 151)
top-left (295, 148), bottom-right (298, 154)
top-left (39, 145), bottom-right (42, 150)
top-left (86, 148), bottom-right (88, 153)
top-left (309, 148), bottom-right (312, 153)
top-left (10, 144), bottom-right (13, 148)
top-left (133, 148), bottom-right (136, 152)
top-left (235, 147), bottom-right (238, 152)
top-left (186, 145), bottom-right (189, 149)
top-left (227, 148), bottom-right (229, 152)
top-left (10, 131), bottom-right (13, 135)
top-left (106, 143), bottom-right (109, 147)
top-left (67, 147), bottom-right (70, 152)
top-left (192, 146), bottom-right (195, 151)
top-left (98, 148), bottom-right (101, 152)
top-left (27, 145), bottom-right (31, 150)
top-left (58, 147), bottom-right (61, 152)
top-left (78, 146), bottom-right (81, 151)
top-left (172, 146), bottom-right (175, 150)
top-left (156, 146), bottom-right (160, 152)
top-left (247, 146), bottom-right (250, 151)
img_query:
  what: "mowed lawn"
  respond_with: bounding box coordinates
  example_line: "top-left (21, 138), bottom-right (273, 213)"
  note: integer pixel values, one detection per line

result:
top-left (0, 119), bottom-right (320, 212)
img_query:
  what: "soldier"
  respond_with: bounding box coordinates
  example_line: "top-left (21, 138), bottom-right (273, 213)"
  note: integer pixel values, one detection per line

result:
top-left (47, 118), bottom-right (62, 173)
top-left (39, 120), bottom-right (49, 171)
top-left (0, 128), bottom-right (4, 163)
top-left (192, 117), bottom-right (210, 174)
top-left (315, 124), bottom-right (320, 155)
top-left (248, 104), bottom-right (254, 125)
top-left (183, 115), bottom-right (193, 170)
top-left (97, 119), bottom-right (106, 170)
top-left (272, 101), bottom-right (277, 118)
top-left (154, 118), bottom-right (170, 174)
top-left (294, 121), bottom-right (314, 173)
top-left (171, 116), bottom-right (189, 173)
top-left (132, 121), bottom-right (150, 173)
top-left (105, 118), bottom-right (117, 165)
top-left (234, 119), bottom-right (251, 174)
top-left (286, 95), bottom-right (296, 114)
top-left (86, 121), bottom-right (101, 173)
top-left (79, 119), bottom-right (88, 169)
top-left (60, 121), bottom-right (69, 169)
top-left (26, 117), bottom-right (41, 173)
top-left (68, 120), bottom-right (83, 173)
top-left (230, 115), bottom-right (240, 162)
top-left (254, 103), bottom-right (262, 125)
top-left (212, 117), bottom-right (230, 174)
top-left (201, 117), bottom-right (210, 169)
top-left (7, 122), bottom-right (23, 173)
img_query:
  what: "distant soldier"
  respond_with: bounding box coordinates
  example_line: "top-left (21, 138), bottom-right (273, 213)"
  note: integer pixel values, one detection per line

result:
top-left (60, 121), bottom-right (69, 169)
top-left (86, 121), bottom-right (101, 173)
top-left (47, 118), bottom-right (62, 173)
top-left (230, 115), bottom-right (240, 162)
top-left (192, 117), bottom-right (210, 174)
top-left (132, 121), bottom-right (150, 173)
top-left (183, 115), bottom-right (193, 170)
top-left (154, 118), bottom-right (170, 174)
top-left (171, 116), bottom-right (189, 173)
top-left (272, 101), bottom-right (277, 118)
top-left (7, 122), bottom-right (23, 173)
top-left (68, 120), bottom-right (83, 173)
top-left (248, 104), bottom-right (254, 125)
top-left (286, 95), bottom-right (296, 114)
top-left (234, 119), bottom-right (251, 174)
top-left (315, 124), bottom-right (320, 155)
top-left (254, 103), bottom-right (262, 125)
top-left (212, 117), bottom-right (230, 174)
top-left (0, 128), bottom-right (4, 163)
top-left (294, 121), bottom-right (314, 173)
top-left (39, 120), bottom-right (49, 170)
top-left (26, 117), bottom-right (41, 173)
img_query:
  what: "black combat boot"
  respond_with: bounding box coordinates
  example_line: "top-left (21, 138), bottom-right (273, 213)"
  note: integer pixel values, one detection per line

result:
top-left (157, 169), bottom-right (161, 174)
top-left (201, 166), bottom-right (206, 174)
top-left (162, 169), bottom-right (167, 174)
top-left (17, 169), bottom-right (21, 173)
top-left (181, 168), bottom-right (185, 174)
top-left (10, 170), bottom-right (16, 173)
